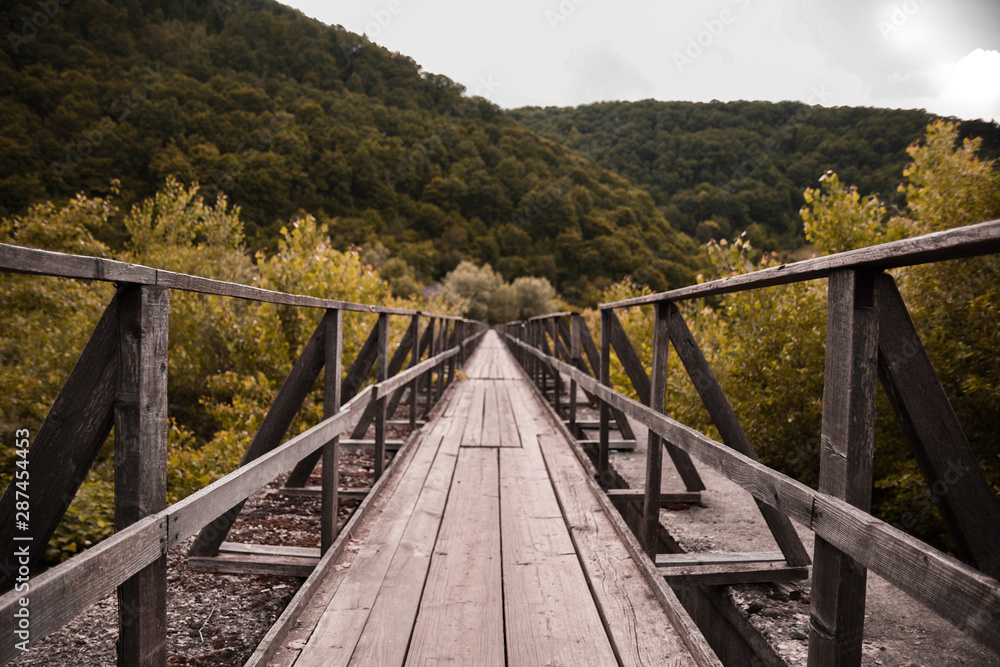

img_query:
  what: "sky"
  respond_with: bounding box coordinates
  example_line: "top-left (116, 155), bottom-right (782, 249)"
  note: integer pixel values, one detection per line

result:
top-left (283, 0), bottom-right (1000, 122)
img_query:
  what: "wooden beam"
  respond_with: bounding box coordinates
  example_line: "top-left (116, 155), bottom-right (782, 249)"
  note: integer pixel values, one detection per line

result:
top-left (642, 302), bottom-right (670, 554)
top-left (114, 284), bottom-right (169, 666)
top-left (190, 313), bottom-right (328, 556)
top-left (373, 313), bottom-right (389, 480)
top-left (607, 489), bottom-right (701, 505)
top-left (188, 553), bottom-right (318, 578)
top-left (607, 309), bottom-right (705, 492)
top-left (348, 320), bottom-right (416, 439)
top-left (409, 315), bottom-right (420, 429)
top-left (660, 562), bottom-right (809, 587)
top-left (808, 270), bottom-right (880, 667)
top-left (284, 318), bottom-right (380, 488)
top-left (667, 303), bottom-right (810, 567)
top-left (598, 311), bottom-right (612, 481)
top-left (321, 308), bottom-right (342, 554)
top-left (0, 295), bottom-right (119, 592)
top-left (600, 218), bottom-right (1000, 309)
top-left (655, 551), bottom-right (786, 567)
top-left (875, 274), bottom-right (1000, 578)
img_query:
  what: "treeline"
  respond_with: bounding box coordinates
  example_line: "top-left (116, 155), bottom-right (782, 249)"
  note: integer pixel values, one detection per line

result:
top-left (510, 100), bottom-right (1000, 250)
top-left (1, 0), bottom-right (699, 304)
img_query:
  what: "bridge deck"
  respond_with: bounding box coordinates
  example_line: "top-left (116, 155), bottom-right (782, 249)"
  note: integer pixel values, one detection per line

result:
top-left (270, 331), bottom-right (707, 666)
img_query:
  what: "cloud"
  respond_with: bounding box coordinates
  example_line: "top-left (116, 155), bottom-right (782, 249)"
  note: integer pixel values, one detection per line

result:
top-left (930, 49), bottom-right (1000, 121)
top-left (561, 39), bottom-right (655, 105)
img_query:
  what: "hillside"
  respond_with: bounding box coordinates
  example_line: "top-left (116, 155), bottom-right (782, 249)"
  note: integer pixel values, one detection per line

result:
top-left (510, 100), bottom-right (1000, 249)
top-left (1, 0), bottom-right (698, 304)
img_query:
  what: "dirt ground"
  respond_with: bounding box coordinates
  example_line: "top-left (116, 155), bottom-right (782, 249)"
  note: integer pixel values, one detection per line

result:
top-left (596, 413), bottom-right (999, 667)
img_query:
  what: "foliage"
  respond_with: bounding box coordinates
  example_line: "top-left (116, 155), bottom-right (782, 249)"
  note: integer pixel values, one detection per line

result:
top-left (442, 261), bottom-right (557, 324)
top-left (0, 0), bottom-right (702, 303)
top-left (511, 101), bottom-right (1000, 251)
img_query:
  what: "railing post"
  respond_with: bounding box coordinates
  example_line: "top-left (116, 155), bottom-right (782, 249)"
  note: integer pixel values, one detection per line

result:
top-left (447, 320), bottom-right (457, 384)
top-left (808, 269), bottom-right (879, 667)
top-left (374, 313), bottom-right (389, 481)
top-left (598, 310), bottom-right (612, 482)
top-left (422, 318), bottom-right (435, 417)
top-left (115, 284), bottom-right (169, 666)
top-left (409, 313), bottom-right (420, 430)
top-left (641, 301), bottom-right (670, 555)
top-left (569, 314), bottom-right (581, 432)
top-left (550, 318), bottom-right (561, 416)
top-left (321, 308), bottom-right (343, 553)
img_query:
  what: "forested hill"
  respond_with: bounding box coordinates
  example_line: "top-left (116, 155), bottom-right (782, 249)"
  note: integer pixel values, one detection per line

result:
top-left (1, 0), bottom-right (698, 304)
top-left (510, 101), bottom-right (1000, 249)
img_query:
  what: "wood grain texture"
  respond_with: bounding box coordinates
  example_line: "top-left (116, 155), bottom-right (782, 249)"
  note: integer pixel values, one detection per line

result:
top-left (187, 553), bottom-right (318, 578)
top-left (808, 270), bottom-right (880, 667)
top-left (659, 562), bottom-right (809, 587)
top-left (322, 309), bottom-right (343, 553)
top-left (114, 284), bottom-right (169, 666)
top-left (404, 447), bottom-right (504, 667)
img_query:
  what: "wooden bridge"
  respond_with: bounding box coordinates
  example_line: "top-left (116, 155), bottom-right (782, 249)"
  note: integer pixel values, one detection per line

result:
top-left (1, 218), bottom-right (999, 666)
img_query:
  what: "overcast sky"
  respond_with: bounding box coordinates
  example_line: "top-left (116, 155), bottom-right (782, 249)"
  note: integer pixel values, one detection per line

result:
top-left (284, 0), bottom-right (1000, 122)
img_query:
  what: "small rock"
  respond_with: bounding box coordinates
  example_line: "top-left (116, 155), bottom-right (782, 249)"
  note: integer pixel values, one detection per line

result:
top-left (760, 608), bottom-right (782, 618)
top-left (790, 630), bottom-right (808, 640)
top-left (747, 602), bottom-right (764, 614)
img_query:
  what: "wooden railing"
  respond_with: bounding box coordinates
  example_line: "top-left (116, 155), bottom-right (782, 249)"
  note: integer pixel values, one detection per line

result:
top-left (0, 243), bottom-right (486, 665)
top-left (499, 219), bottom-right (1000, 667)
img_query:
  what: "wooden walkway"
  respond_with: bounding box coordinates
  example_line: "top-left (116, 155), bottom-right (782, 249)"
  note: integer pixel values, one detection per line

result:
top-left (264, 331), bottom-right (711, 667)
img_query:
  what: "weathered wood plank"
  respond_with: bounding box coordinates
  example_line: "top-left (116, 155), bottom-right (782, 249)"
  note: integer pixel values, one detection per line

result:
top-left (188, 553), bottom-right (318, 578)
top-left (538, 431), bottom-right (704, 667)
top-left (655, 552), bottom-right (786, 567)
top-left (321, 308), bottom-right (343, 553)
top-left (0, 295), bottom-right (119, 591)
top-left (481, 381), bottom-right (501, 446)
top-left (114, 284), bottom-right (169, 667)
top-left (405, 447), bottom-right (503, 666)
top-left (349, 319), bottom-right (416, 439)
top-left (601, 218), bottom-right (1000, 308)
top-left (875, 273), bottom-right (1000, 578)
top-left (219, 542), bottom-right (321, 559)
top-left (374, 313), bottom-right (389, 480)
top-left (667, 303), bottom-right (810, 567)
top-left (607, 489), bottom-right (702, 505)
top-left (660, 562), bottom-right (809, 587)
top-left (808, 270), bottom-right (880, 667)
top-left (461, 381), bottom-right (486, 447)
top-left (642, 302), bottom-right (670, 554)
top-left (496, 379), bottom-right (521, 447)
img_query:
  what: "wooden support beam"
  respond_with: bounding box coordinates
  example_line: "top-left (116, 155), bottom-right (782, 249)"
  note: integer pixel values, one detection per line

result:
top-left (0, 295), bottom-right (119, 592)
top-left (321, 309), bottom-right (342, 554)
top-left (875, 274), bottom-right (1000, 578)
top-left (114, 284), bottom-right (169, 667)
top-left (569, 316), bottom-right (581, 431)
top-left (808, 270), bottom-right (880, 667)
top-left (550, 318), bottom-right (561, 416)
top-left (642, 302), bottom-right (670, 554)
top-left (660, 562), bottom-right (809, 587)
top-left (607, 489), bottom-right (702, 505)
top-left (190, 313), bottom-right (328, 556)
top-left (655, 551), bottom-right (786, 567)
top-left (409, 314), bottom-right (420, 429)
top-left (349, 320), bottom-right (416, 439)
top-left (278, 486), bottom-right (373, 500)
top-left (667, 303), bottom-right (810, 567)
top-left (607, 309), bottom-right (705, 492)
top-left (284, 319), bottom-right (381, 488)
top-left (374, 313), bottom-right (389, 480)
top-left (188, 553), bottom-right (318, 578)
top-left (423, 318), bottom-right (436, 417)
top-left (599, 311), bottom-right (612, 481)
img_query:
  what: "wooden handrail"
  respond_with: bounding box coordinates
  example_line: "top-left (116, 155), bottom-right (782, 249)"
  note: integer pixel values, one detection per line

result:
top-left (600, 218), bottom-right (1000, 309)
top-left (502, 333), bottom-right (1000, 655)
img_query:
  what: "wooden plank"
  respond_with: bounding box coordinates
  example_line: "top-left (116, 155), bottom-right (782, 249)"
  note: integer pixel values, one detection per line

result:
top-left (409, 314), bottom-right (420, 429)
top-left (0, 294), bottom-right (119, 591)
top-left (660, 562), bottom-right (809, 587)
top-left (808, 270), bottom-right (880, 667)
top-left (0, 516), bottom-right (165, 665)
top-left (538, 431), bottom-right (705, 666)
top-left (500, 443), bottom-right (619, 667)
top-left (461, 381), bottom-right (486, 447)
top-left (277, 486), bottom-right (371, 500)
top-left (506, 334), bottom-right (1000, 655)
top-left (875, 273), bottom-right (1000, 578)
top-left (188, 553), bottom-right (318, 578)
top-left (667, 303), bottom-right (810, 566)
top-left (114, 284), bottom-right (169, 667)
top-left (219, 542), bottom-right (321, 559)
top-left (322, 308), bottom-right (343, 553)
top-left (600, 218), bottom-right (1000, 308)
top-left (577, 439), bottom-right (636, 450)
top-left (656, 552), bottom-right (786, 567)
top-left (480, 381), bottom-right (501, 446)
top-left (404, 448), bottom-right (504, 666)
top-left (607, 489), bottom-right (702, 505)
top-left (642, 302), bottom-right (670, 554)
top-left (348, 410), bottom-right (466, 666)
top-left (599, 310), bottom-right (612, 479)
top-left (374, 313), bottom-right (389, 480)
top-left (191, 313), bottom-right (329, 555)
top-left (496, 379), bottom-right (521, 448)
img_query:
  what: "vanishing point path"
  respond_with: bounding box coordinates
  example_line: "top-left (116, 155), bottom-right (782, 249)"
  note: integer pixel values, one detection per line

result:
top-left (264, 330), bottom-right (714, 666)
